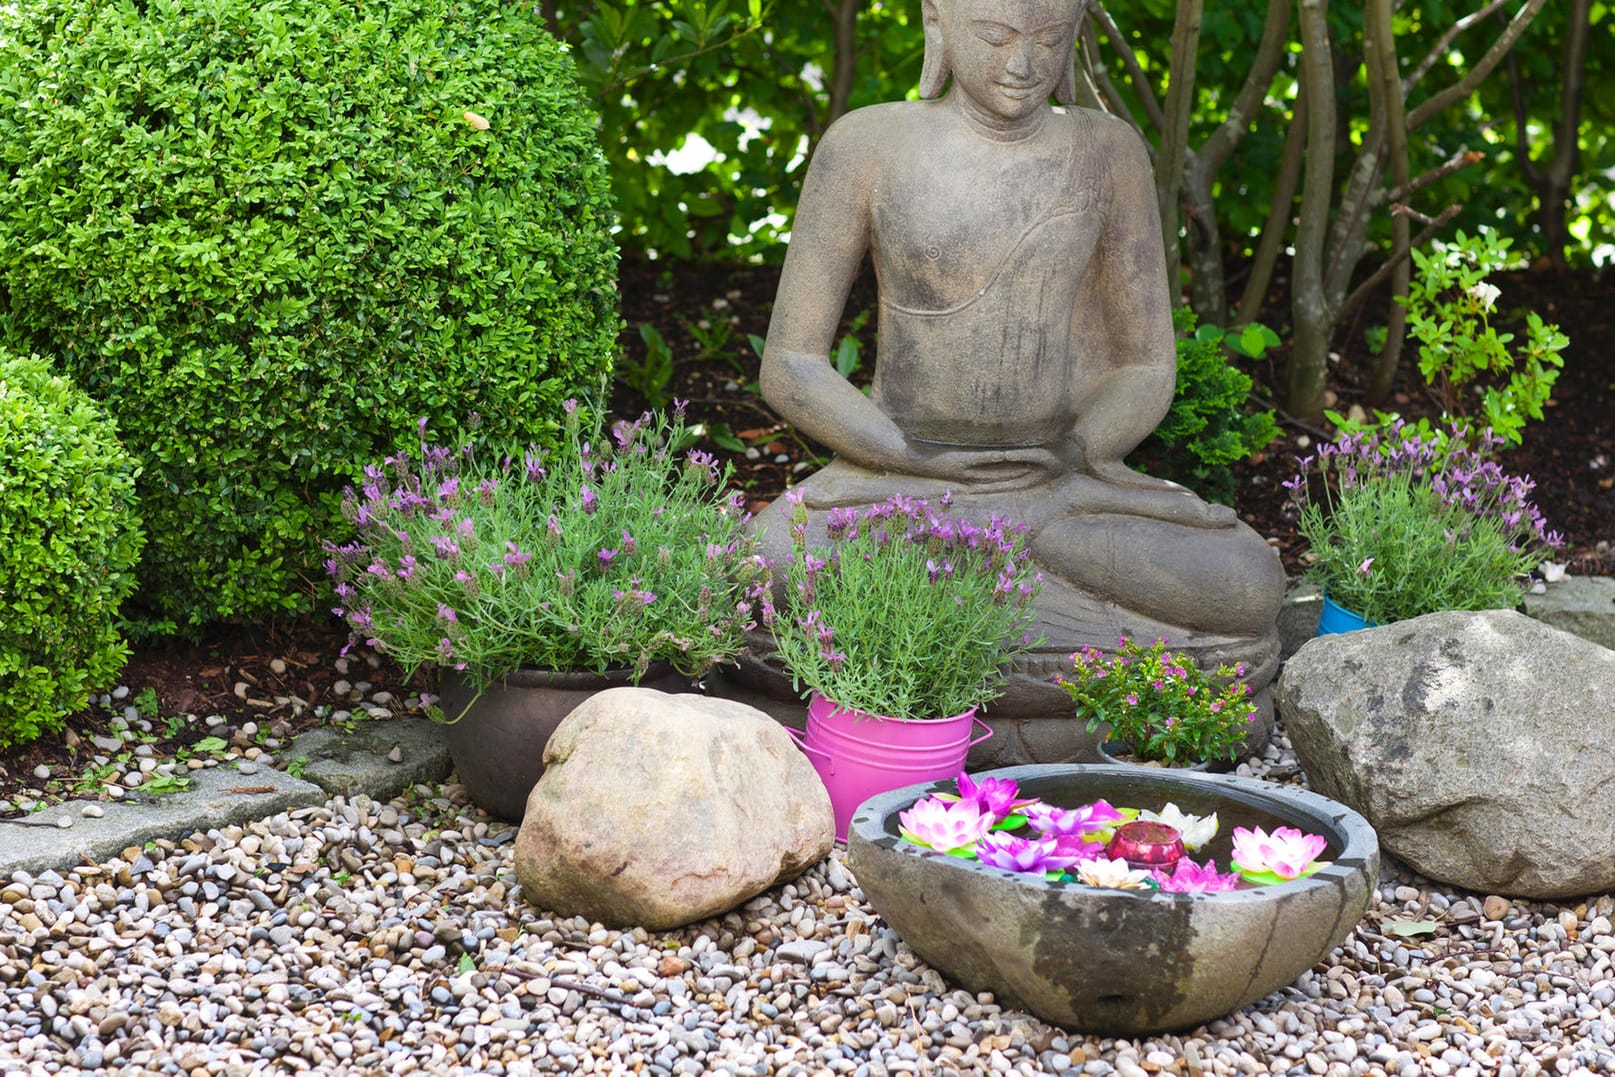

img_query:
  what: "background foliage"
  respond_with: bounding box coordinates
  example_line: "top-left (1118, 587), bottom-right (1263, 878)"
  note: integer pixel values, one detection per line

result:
top-left (0, 0), bottom-right (621, 634)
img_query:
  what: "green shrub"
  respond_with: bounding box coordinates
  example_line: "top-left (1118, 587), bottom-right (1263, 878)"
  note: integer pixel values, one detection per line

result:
top-left (0, 0), bottom-right (620, 634)
top-left (1132, 310), bottom-right (1279, 505)
top-left (0, 350), bottom-right (144, 748)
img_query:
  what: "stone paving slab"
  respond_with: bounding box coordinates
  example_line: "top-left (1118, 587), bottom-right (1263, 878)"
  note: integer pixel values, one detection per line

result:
top-left (1522, 575), bottom-right (1615, 651)
top-left (0, 716), bottom-right (451, 879)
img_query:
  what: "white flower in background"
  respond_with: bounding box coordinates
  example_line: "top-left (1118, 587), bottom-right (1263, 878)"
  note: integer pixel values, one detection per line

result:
top-left (1468, 281), bottom-right (1501, 310)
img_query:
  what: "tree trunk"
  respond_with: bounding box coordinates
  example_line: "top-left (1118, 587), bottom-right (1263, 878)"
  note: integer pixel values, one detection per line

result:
top-left (1181, 157), bottom-right (1227, 325)
top-left (1155, 0), bottom-right (1203, 304)
top-left (1288, 0), bottom-right (1337, 421)
top-left (824, 0), bottom-right (860, 129)
top-left (1365, 0), bottom-right (1411, 405)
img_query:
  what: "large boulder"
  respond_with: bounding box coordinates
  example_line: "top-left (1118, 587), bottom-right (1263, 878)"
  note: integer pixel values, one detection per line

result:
top-left (1277, 610), bottom-right (1615, 899)
top-left (514, 688), bottom-right (834, 929)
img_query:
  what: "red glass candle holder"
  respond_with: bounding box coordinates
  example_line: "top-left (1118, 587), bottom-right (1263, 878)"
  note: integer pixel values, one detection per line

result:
top-left (1106, 821), bottom-right (1185, 872)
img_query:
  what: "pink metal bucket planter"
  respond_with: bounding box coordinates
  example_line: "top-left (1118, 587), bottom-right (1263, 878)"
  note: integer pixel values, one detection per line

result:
top-left (789, 693), bottom-right (993, 842)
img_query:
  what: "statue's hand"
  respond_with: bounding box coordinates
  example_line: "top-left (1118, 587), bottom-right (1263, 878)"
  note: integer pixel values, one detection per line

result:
top-left (1082, 459), bottom-right (1239, 529)
top-left (908, 444), bottom-right (1062, 493)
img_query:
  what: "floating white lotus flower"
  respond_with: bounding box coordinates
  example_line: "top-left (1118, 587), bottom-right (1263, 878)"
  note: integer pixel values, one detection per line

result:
top-left (1075, 856), bottom-right (1154, 890)
top-left (1137, 802), bottom-right (1219, 851)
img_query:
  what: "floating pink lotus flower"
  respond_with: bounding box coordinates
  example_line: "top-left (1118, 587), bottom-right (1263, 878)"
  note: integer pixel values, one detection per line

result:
top-left (1151, 858), bottom-right (1243, 893)
top-left (1048, 835), bottom-right (1107, 862)
top-left (1074, 856), bottom-right (1154, 890)
top-left (938, 771), bottom-right (1036, 822)
top-left (1023, 799), bottom-right (1130, 840)
top-left (898, 796), bottom-right (995, 854)
top-left (1230, 825), bottom-right (1330, 881)
top-left (975, 833), bottom-right (1089, 875)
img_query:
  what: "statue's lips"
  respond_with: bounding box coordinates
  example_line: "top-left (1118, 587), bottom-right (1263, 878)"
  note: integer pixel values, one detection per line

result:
top-left (994, 83), bottom-right (1041, 100)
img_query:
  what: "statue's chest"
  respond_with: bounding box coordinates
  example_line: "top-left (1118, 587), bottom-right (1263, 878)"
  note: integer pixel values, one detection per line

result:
top-left (870, 153), bottom-right (1103, 312)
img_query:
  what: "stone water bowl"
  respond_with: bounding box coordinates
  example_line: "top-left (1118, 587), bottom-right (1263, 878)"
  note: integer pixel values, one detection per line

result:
top-left (846, 764), bottom-right (1379, 1035)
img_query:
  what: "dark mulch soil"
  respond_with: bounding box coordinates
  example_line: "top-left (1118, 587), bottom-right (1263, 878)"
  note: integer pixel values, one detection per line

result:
top-left (3, 256), bottom-right (1610, 815)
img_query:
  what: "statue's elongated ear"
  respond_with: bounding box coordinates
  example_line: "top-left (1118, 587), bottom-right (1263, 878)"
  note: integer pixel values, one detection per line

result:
top-left (919, 0), bottom-right (949, 99)
top-left (1055, 46), bottom-right (1078, 106)
top-left (1055, 1), bottom-right (1086, 106)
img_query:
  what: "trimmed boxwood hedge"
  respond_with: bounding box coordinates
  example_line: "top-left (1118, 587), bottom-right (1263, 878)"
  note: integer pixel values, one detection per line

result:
top-left (0, 350), bottom-right (144, 748)
top-left (0, 0), bottom-right (620, 633)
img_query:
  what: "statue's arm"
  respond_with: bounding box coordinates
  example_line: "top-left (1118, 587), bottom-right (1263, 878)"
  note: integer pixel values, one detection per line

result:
top-left (1065, 121), bottom-right (1179, 476)
top-left (759, 119), bottom-right (917, 475)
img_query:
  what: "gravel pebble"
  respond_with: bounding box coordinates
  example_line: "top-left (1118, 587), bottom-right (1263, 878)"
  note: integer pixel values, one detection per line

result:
top-left (0, 725), bottom-right (1611, 1077)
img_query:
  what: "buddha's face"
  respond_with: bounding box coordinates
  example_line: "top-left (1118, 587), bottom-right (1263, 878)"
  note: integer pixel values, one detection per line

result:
top-left (934, 0), bottom-right (1076, 125)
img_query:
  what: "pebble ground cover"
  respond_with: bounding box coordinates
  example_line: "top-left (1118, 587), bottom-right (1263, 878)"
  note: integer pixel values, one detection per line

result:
top-left (2, 721), bottom-right (1610, 1076)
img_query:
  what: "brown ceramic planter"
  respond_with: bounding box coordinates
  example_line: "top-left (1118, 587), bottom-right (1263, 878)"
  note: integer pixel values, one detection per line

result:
top-left (438, 665), bottom-right (682, 822)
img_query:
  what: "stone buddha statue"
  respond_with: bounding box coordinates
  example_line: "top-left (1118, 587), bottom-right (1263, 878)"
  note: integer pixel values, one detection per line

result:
top-left (749, 0), bottom-right (1285, 743)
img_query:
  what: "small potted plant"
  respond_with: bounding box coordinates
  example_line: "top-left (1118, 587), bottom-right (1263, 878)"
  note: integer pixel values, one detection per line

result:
top-left (326, 401), bottom-right (771, 821)
top-left (770, 491), bottom-right (1041, 840)
top-left (1283, 421), bottom-right (1561, 633)
top-left (1058, 637), bottom-right (1257, 769)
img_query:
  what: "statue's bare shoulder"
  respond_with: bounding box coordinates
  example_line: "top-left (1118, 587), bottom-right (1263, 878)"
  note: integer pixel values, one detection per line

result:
top-left (810, 100), bottom-right (950, 181)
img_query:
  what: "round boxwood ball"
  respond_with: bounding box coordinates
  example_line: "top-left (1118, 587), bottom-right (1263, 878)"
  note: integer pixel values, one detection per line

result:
top-left (0, 0), bottom-right (621, 633)
top-left (0, 350), bottom-right (144, 748)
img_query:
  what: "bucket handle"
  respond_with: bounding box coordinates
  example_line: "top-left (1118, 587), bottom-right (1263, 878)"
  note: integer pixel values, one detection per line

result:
top-left (968, 715), bottom-right (993, 749)
top-left (786, 725), bottom-right (830, 761)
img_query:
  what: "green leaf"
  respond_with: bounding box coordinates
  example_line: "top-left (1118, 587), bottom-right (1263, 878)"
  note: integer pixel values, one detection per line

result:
top-left (457, 952), bottom-right (476, 974)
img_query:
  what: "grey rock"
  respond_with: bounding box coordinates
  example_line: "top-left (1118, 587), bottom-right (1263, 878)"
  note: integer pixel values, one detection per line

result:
top-left (776, 939), bottom-right (831, 964)
top-left (1278, 609), bottom-right (1615, 898)
top-left (1522, 575), bottom-right (1615, 651)
top-left (515, 688), bottom-right (834, 929)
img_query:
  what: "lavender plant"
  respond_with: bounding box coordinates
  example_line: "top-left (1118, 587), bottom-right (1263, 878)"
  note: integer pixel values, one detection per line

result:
top-left (325, 402), bottom-right (770, 693)
top-left (771, 493), bottom-right (1041, 721)
top-left (1284, 422), bottom-right (1561, 625)
top-left (1058, 638), bottom-right (1256, 766)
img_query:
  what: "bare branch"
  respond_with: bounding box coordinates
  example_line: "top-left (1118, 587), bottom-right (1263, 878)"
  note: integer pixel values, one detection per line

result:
top-left (1338, 203), bottom-right (1462, 317)
top-left (1389, 147), bottom-right (1485, 202)
top-left (1081, 21), bottom-right (1148, 139)
top-left (1403, 0), bottom-right (1509, 94)
top-left (1407, 0), bottom-right (1548, 131)
top-left (1235, 82), bottom-right (1307, 326)
top-left (1091, 2), bottom-right (1166, 131)
top-left (1201, 0), bottom-right (1292, 172)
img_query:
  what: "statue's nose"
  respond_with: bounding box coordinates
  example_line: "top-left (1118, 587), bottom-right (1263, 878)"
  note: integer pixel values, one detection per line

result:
top-left (1005, 38), bottom-right (1036, 80)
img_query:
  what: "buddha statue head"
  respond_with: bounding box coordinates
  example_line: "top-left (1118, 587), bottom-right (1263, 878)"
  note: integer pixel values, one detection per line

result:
top-left (918, 0), bottom-right (1086, 115)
